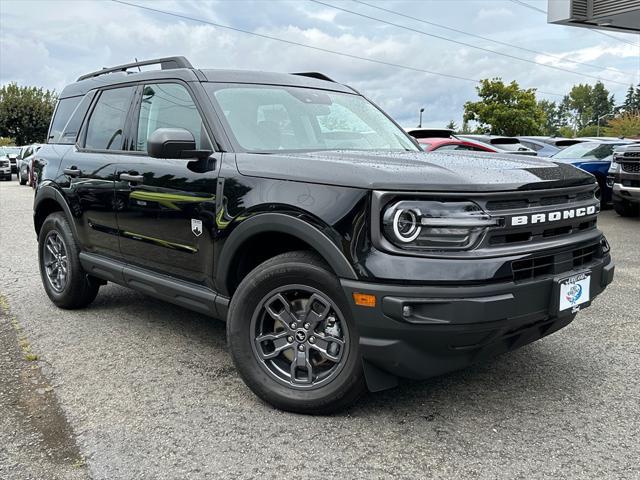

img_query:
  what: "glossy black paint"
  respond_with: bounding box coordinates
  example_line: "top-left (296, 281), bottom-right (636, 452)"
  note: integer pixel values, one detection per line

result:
top-left (235, 149), bottom-right (594, 192)
top-left (34, 64), bottom-right (606, 309)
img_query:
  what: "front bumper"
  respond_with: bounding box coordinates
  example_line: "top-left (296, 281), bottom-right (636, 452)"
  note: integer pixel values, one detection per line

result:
top-left (341, 254), bottom-right (614, 385)
top-left (0, 167), bottom-right (11, 177)
top-left (612, 182), bottom-right (640, 204)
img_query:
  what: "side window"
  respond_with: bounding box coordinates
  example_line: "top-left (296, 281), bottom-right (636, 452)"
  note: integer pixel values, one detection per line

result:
top-left (84, 87), bottom-right (135, 150)
top-left (520, 140), bottom-right (542, 151)
top-left (48, 96), bottom-right (82, 144)
top-left (434, 144), bottom-right (457, 151)
top-left (135, 83), bottom-right (207, 152)
top-left (58, 94), bottom-right (94, 145)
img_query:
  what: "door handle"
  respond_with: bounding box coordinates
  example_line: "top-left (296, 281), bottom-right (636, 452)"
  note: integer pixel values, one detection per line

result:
top-left (63, 167), bottom-right (82, 177)
top-left (119, 173), bottom-right (144, 183)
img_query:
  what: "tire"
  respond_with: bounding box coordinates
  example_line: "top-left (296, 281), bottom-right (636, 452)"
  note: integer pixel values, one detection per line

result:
top-left (38, 212), bottom-right (100, 309)
top-left (19, 168), bottom-right (27, 185)
top-left (595, 177), bottom-right (610, 209)
top-left (614, 200), bottom-right (640, 217)
top-left (227, 251), bottom-right (366, 414)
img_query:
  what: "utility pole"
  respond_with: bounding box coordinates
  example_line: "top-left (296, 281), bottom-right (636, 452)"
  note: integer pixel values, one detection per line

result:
top-left (597, 112), bottom-right (617, 136)
top-left (418, 108), bottom-right (425, 128)
top-left (596, 104), bottom-right (625, 137)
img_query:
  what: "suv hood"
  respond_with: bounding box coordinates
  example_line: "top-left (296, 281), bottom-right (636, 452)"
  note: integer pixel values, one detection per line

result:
top-left (236, 150), bottom-right (594, 192)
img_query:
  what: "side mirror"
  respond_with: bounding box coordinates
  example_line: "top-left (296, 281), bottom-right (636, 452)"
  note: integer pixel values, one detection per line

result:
top-left (147, 128), bottom-right (210, 160)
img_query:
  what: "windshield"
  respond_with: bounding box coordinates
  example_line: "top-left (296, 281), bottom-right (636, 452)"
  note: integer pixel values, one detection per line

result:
top-left (205, 84), bottom-right (417, 153)
top-left (553, 142), bottom-right (622, 160)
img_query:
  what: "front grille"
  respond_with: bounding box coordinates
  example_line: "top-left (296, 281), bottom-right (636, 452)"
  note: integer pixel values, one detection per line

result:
top-left (621, 162), bottom-right (640, 174)
top-left (512, 243), bottom-right (601, 282)
top-left (479, 186), bottom-right (599, 248)
top-left (485, 191), bottom-right (593, 211)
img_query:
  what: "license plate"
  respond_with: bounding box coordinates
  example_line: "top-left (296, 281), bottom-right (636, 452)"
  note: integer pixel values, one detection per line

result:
top-left (559, 272), bottom-right (591, 312)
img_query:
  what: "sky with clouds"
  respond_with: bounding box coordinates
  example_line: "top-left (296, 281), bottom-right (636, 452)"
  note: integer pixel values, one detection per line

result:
top-left (1, 0), bottom-right (638, 127)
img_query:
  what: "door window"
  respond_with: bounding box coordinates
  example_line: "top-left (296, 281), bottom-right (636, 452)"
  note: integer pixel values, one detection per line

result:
top-left (135, 83), bottom-right (207, 152)
top-left (84, 87), bottom-right (135, 150)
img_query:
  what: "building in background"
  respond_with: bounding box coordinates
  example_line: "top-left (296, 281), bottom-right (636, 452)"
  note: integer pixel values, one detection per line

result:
top-left (548, 0), bottom-right (640, 34)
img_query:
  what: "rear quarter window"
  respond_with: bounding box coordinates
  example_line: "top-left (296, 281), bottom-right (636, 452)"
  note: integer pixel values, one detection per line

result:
top-left (48, 96), bottom-right (82, 144)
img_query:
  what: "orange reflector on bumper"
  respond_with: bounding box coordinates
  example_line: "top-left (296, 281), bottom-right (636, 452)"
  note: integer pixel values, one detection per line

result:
top-left (353, 292), bottom-right (376, 307)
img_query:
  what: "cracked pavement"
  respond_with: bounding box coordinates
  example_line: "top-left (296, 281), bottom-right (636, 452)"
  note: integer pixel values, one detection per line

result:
top-left (0, 179), bottom-right (639, 479)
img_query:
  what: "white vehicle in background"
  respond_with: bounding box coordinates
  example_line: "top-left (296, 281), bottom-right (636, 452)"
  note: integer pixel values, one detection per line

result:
top-left (0, 155), bottom-right (11, 180)
top-left (17, 144), bottom-right (42, 185)
top-left (0, 146), bottom-right (21, 177)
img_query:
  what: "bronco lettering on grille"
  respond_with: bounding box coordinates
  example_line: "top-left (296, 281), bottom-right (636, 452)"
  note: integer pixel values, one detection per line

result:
top-left (511, 205), bottom-right (598, 226)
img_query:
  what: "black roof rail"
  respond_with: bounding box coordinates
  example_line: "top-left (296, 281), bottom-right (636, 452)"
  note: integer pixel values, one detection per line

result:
top-left (77, 56), bottom-right (193, 82)
top-left (290, 72), bottom-right (336, 83)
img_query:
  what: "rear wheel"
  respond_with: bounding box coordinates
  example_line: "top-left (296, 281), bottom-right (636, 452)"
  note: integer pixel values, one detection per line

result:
top-left (38, 212), bottom-right (100, 309)
top-left (227, 251), bottom-right (365, 414)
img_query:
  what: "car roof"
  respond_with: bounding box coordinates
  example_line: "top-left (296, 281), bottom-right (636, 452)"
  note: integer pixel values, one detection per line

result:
top-left (200, 69), bottom-right (355, 93)
top-left (61, 66), bottom-right (355, 99)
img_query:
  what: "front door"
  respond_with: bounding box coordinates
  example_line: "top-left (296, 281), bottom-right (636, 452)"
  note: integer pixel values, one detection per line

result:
top-left (114, 82), bottom-right (219, 286)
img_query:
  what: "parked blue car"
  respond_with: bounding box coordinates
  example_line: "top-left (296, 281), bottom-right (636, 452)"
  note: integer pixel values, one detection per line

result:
top-left (551, 140), bottom-right (638, 206)
top-left (517, 136), bottom-right (587, 158)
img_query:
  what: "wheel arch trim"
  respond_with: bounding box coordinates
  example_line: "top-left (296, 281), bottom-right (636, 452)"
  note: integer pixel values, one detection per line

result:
top-left (216, 213), bottom-right (358, 295)
top-left (33, 184), bottom-right (79, 239)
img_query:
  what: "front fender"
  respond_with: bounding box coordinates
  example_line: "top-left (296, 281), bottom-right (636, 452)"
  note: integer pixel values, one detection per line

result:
top-left (215, 212), bottom-right (358, 295)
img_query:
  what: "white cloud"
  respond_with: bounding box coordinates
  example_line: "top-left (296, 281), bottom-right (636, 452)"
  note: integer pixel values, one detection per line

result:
top-left (475, 7), bottom-right (514, 22)
top-left (0, 0), bottom-right (637, 127)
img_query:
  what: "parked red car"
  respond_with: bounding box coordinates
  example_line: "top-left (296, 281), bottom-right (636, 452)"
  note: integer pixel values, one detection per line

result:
top-left (405, 128), bottom-right (499, 153)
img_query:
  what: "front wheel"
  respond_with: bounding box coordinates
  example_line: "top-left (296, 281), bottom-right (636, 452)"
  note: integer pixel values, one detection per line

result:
top-left (19, 169), bottom-right (27, 185)
top-left (227, 251), bottom-right (365, 414)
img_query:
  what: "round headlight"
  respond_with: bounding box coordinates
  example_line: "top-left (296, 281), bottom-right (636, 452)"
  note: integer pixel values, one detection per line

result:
top-left (393, 208), bottom-right (421, 242)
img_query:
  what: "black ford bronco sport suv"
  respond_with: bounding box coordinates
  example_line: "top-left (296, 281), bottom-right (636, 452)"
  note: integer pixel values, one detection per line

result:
top-left (34, 57), bottom-right (614, 413)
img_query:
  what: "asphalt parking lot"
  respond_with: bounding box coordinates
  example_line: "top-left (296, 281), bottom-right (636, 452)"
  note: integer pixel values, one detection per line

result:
top-left (1, 179), bottom-right (638, 480)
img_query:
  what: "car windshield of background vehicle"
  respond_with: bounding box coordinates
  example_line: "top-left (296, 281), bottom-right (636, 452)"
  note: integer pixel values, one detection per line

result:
top-left (553, 142), bottom-right (617, 161)
top-left (206, 84), bottom-right (418, 153)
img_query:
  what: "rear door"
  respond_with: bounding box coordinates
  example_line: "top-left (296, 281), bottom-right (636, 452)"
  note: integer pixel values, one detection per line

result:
top-left (60, 86), bottom-right (136, 257)
top-left (113, 81), bottom-right (219, 285)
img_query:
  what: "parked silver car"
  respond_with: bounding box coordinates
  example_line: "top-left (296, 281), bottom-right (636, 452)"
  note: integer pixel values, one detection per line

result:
top-left (17, 144), bottom-right (42, 185)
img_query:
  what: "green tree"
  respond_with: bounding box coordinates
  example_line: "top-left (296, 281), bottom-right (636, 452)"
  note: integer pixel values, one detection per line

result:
top-left (576, 125), bottom-right (599, 137)
top-left (0, 136), bottom-right (16, 146)
top-left (590, 81), bottom-right (614, 125)
top-left (445, 120), bottom-right (457, 131)
top-left (0, 83), bottom-right (57, 145)
top-left (558, 126), bottom-right (575, 138)
top-left (604, 112), bottom-right (640, 138)
top-left (634, 87), bottom-right (640, 110)
top-left (538, 99), bottom-right (559, 136)
top-left (556, 95), bottom-right (573, 132)
top-left (567, 83), bottom-right (594, 131)
top-left (463, 78), bottom-right (545, 136)
top-left (623, 85), bottom-right (636, 111)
